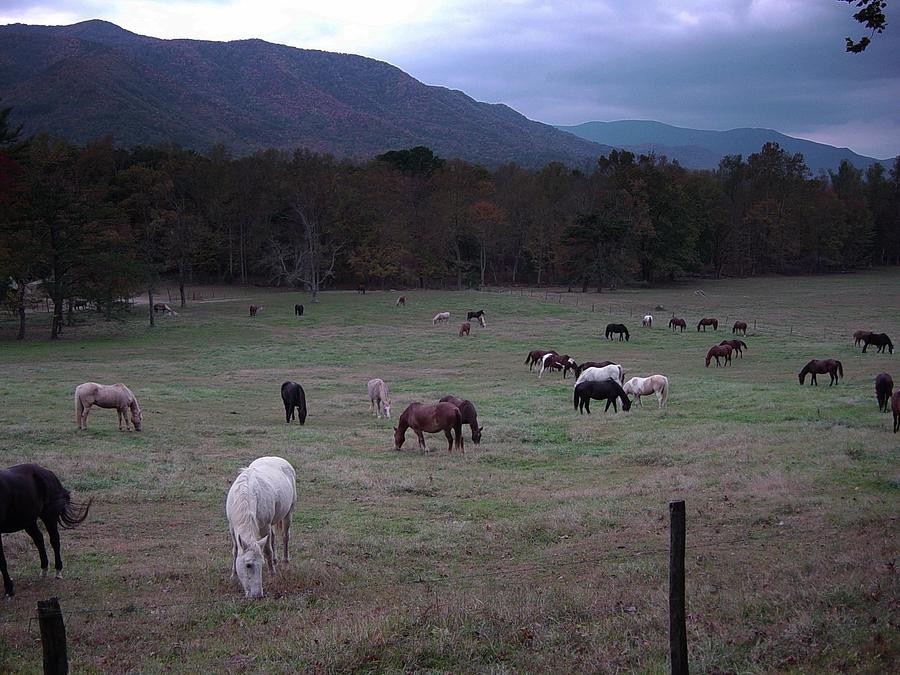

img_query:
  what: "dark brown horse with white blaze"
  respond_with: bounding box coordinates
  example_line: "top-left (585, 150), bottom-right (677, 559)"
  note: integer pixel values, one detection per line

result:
top-left (875, 373), bottom-right (893, 413)
top-left (394, 402), bottom-right (463, 453)
top-left (697, 318), bottom-right (718, 331)
top-left (669, 317), bottom-right (686, 332)
top-left (705, 344), bottom-right (732, 367)
top-left (798, 359), bottom-right (843, 386)
top-left (732, 321), bottom-right (747, 335)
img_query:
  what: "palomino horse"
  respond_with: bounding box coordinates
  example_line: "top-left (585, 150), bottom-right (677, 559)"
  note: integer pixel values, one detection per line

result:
top-left (893, 391), bottom-right (900, 433)
top-left (862, 333), bottom-right (894, 354)
top-left (641, 314), bottom-right (653, 328)
top-left (853, 330), bottom-right (873, 347)
top-left (459, 322), bottom-right (471, 336)
top-left (623, 375), bottom-right (669, 409)
top-left (540, 353), bottom-right (577, 378)
top-left (524, 349), bottom-right (557, 371)
top-left (732, 321), bottom-right (747, 335)
top-left (720, 339), bottom-right (748, 358)
top-left (574, 380), bottom-right (631, 414)
top-left (394, 403), bottom-right (463, 453)
top-left (294, 304), bottom-right (304, 316)
top-left (575, 364), bottom-right (625, 386)
top-left (605, 323), bottom-right (629, 341)
top-left (367, 378), bottom-right (391, 418)
top-left (798, 359), bottom-right (843, 386)
top-left (396, 296), bottom-right (406, 306)
top-left (697, 318), bottom-right (718, 331)
top-left (0, 464), bottom-right (91, 597)
top-left (439, 395), bottom-right (483, 444)
top-left (432, 311), bottom-right (451, 325)
top-left (573, 361), bottom-right (615, 378)
top-left (249, 304), bottom-right (263, 316)
top-left (75, 382), bottom-right (142, 431)
top-left (669, 317), bottom-right (686, 332)
top-left (705, 344), bottom-right (732, 367)
top-left (875, 373), bottom-right (893, 413)
top-left (281, 381), bottom-right (307, 424)
top-left (226, 457), bottom-right (296, 599)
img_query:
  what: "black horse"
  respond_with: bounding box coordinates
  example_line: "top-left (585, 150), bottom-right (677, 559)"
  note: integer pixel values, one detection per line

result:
top-left (875, 372), bottom-right (894, 413)
top-left (466, 310), bottom-right (485, 321)
top-left (281, 381), bottom-right (308, 424)
top-left (439, 395), bottom-right (483, 444)
top-left (0, 464), bottom-right (91, 597)
top-left (605, 323), bottom-right (630, 341)
top-left (294, 304), bottom-right (304, 316)
top-left (862, 333), bottom-right (894, 354)
top-left (574, 380), bottom-right (632, 414)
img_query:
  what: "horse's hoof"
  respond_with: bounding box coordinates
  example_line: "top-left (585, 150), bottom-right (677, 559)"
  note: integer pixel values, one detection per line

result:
top-left (40, 568), bottom-right (48, 579)
top-left (4, 593), bottom-right (12, 600)
top-left (55, 571), bottom-right (63, 580)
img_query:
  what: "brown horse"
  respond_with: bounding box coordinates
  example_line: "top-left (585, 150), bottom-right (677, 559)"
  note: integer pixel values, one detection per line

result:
top-left (396, 296), bottom-right (406, 306)
top-left (439, 395), bottom-right (483, 444)
top-left (853, 330), bottom-right (873, 346)
top-left (893, 391), bottom-right (900, 433)
top-left (394, 403), bottom-right (463, 453)
top-left (720, 339), bottom-right (748, 358)
top-left (249, 304), bottom-right (263, 317)
top-left (524, 349), bottom-right (557, 371)
top-left (875, 373), bottom-right (893, 413)
top-left (669, 317), bottom-right (686, 332)
top-left (459, 322), bottom-right (471, 337)
top-left (705, 344), bottom-right (732, 367)
top-left (697, 318), bottom-right (718, 332)
top-left (732, 321), bottom-right (747, 335)
top-left (798, 359), bottom-right (843, 386)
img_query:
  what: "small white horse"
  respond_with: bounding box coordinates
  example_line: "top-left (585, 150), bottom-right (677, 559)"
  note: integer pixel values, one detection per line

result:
top-left (642, 314), bottom-right (653, 328)
top-left (74, 382), bottom-right (142, 431)
top-left (432, 311), bottom-right (451, 325)
top-left (367, 378), bottom-right (392, 418)
top-left (226, 456), bottom-right (296, 599)
top-left (623, 375), bottom-right (669, 409)
top-left (575, 364), bottom-right (625, 386)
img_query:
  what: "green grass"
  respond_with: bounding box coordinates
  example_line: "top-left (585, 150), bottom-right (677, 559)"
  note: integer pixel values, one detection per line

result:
top-left (0, 271), bottom-right (898, 673)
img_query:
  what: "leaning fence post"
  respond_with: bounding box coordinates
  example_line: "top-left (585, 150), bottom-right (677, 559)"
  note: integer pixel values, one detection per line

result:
top-left (669, 501), bottom-right (688, 675)
top-left (38, 597), bottom-right (68, 675)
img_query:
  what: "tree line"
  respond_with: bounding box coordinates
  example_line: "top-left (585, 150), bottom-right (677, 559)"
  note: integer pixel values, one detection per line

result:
top-left (1, 107), bottom-right (898, 339)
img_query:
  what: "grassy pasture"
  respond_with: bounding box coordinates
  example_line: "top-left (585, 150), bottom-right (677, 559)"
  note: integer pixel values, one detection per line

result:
top-left (0, 271), bottom-right (898, 673)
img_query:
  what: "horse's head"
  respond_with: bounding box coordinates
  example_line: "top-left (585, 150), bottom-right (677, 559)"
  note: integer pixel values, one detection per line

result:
top-left (621, 397), bottom-right (632, 412)
top-left (235, 534), bottom-right (268, 599)
top-left (472, 425), bottom-right (483, 445)
top-left (393, 426), bottom-right (405, 450)
top-left (798, 370), bottom-right (806, 384)
top-left (383, 402), bottom-right (392, 419)
top-left (130, 403), bottom-right (142, 431)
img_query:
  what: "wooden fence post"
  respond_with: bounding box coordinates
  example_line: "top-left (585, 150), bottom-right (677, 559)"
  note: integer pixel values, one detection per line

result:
top-left (38, 597), bottom-right (68, 675)
top-left (669, 501), bottom-right (688, 675)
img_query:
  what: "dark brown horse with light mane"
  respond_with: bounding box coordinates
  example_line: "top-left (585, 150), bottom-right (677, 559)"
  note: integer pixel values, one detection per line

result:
top-left (720, 339), bottom-right (748, 358)
top-left (697, 318), bottom-right (718, 332)
top-left (875, 373), bottom-right (893, 413)
top-left (705, 344), bottom-right (732, 367)
top-left (394, 403), bottom-right (463, 453)
top-left (669, 317), bottom-right (686, 332)
top-left (732, 321), bottom-right (747, 335)
top-left (798, 359), bottom-right (843, 386)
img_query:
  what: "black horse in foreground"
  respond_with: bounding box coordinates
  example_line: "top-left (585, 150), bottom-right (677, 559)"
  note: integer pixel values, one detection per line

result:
top-left (605, 323), bottom-right (630, 341)
top-left (281, 381), bottom-right (308, 424)
top-left (574, 380), bottom-right (632, 414)
top-left (0, 464), bottom-right (91, 597)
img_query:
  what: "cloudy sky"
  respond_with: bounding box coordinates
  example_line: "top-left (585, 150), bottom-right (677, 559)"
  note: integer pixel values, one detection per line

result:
top-left (2, 0), bottom-right (899, 158)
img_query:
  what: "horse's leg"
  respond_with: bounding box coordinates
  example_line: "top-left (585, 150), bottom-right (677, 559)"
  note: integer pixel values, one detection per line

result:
top-left (585, 399), bottom-right (591, 414)
top-left (635, 394), bottom-right (642, 407)
top-left (262, 527), bottom-right (276, 572)
top-left (285, 400), bottom-right (292, 423)
top-left (24, 523), bottom-right (49, 577)
top-left (0, 535), bottom-right (13, 597)
top-left (41, 518), bottom-right (63, 578)
top-left (82, 403), bottom-right (92, 430)
top-left (281, 510), bottom-right (292, 564)
top-left (416, 430), bottom-right (427, 453)
top-left (444, 428), bottom-right (453, 452)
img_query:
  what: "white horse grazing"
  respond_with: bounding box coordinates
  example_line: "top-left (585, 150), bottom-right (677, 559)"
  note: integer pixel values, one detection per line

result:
top-left (642, 314), bottom-right (653, 328)
top-left (226, 456), bottom-right (296, 599)
top-left (75, 382), bottom-right (142, 431)
top-left (367, 378), bottom-right (392, 418)
top-left (575, 364), bottom-right (625, 386)
top-left (432, 311), bottom-right (451, 325)
top-left (623, 375), bottom-right (669, 409)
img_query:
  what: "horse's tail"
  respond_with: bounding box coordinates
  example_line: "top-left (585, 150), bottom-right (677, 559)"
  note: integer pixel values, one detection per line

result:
top-left (43, 470), bottom-right (92, 529)
top-left (659, 378), bottom-right (669, 407)
top-left (454, 410), bottom-right (463, 451)
top-left (75, 390), bottom-right (83, 425)
top-left (574, 386), bottom-right (580, 410)
top-left (524, 352), bottom-right (532, 365)
top-left (59, 498), bottom-right (93, 529)
top-left (741, 340), bottom-right (748, 350)
top-left (837, 360), bottom-right (844, 379)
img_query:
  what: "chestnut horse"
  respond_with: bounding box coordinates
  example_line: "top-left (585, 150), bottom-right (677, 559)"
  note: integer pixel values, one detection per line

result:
top-left (394, 403), bottom-right (463, 453)
top-left (732, 321), bottom-right (747, 335)
top-left (705, 344), bottom-right (732, 367)
top-left (669, 317), bottom-right (686, 332)
top-left (697, 318), bottom-right (718, 331)
top-left (459, 322), bottom-right (471, 337)
top-left (439, 395), bottom-right (483, 444)
top-left (720, 339), bottom-right (748, 358)
top-left (798, 359), bottom-right (843, 386)
top-left (862, 333), bottom-right (894, 354)
top-left (524, 349), bottom-right (557, 371)
top-left (853, 330), bottom-right (872, 347)
top-left (875, 373), bottom-right (893, 413)
top-left (893, 391), bottom-right (900, 433)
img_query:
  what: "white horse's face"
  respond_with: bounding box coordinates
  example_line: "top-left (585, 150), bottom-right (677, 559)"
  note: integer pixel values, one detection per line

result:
top-left (383, 402), bottom-right (391, 418)
top-left (235, 535), bottom-right (267, 599)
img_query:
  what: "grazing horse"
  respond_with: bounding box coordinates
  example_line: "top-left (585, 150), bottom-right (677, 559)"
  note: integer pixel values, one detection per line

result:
top-left (394, 403), bottom-right (463, 453)
top-left (641, 314), bottom-right (653, 328)
top-left (524, 349), bottom-right (557, 371)
top-left (798, 359), bottom-right (843, 386)
top-left (669, 317), bottom-right (686, 332)
top-left (226, 456), bottom-right (296, 599)
top-left (575, 364), bottom-right (625, 386)
top-left (862, 333), bottom-right (894, 354)
top-left (0, 464), bottom-right (91, 598)
top-left (467, 310), bottom-right (485, 322)
top-left (357, 284), bottom-right (366, 294)
top-left (294, 304), bottom-right (304, 316)
top-left (280, 381), bottom-right (307, 424)
top-left (732, 321), bottom-right (747, 335)
top-left (623, 375), bottom-right (669, 409)
top-left (853, 330), bottom-right (873, 347)
top-left (459, 322), bottom-right (471, 337)
top-left (432, 311), bottom-right (451, 325)
top-left (720, 339), bottom-right (748, 358)
top-left (605, 323), bottom-right (630, 341)
top-left (540, 353), bottom-right (577, 378)
top-left (396, 296), bottom-right (406, 306)
top-left (75, 382), bottom-right (142, 431)
top-left (573, 361), bottom-right (615, 378)
top-left (574, 380), bottom-right (631, 414)
top-left (476, 315), bottom-right (486, 328)
top-left (367, 379), bottom-right (391, 419)
top-left (249, 304), bottom-right (263, 317)
top-left (439, 395), bottom-right (483, 444)
top-left (893, 391), bottom-right (900, 433)
top-left (705, 344), bottom-right (732, 367)
top-left (875, 373), bottom-right (894, 413)
top-left (697, 318), bottom-right (718, 331)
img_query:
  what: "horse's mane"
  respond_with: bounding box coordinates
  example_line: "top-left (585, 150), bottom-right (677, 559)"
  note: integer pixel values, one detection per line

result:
top-left (229, 469), bottom-right (260, 536)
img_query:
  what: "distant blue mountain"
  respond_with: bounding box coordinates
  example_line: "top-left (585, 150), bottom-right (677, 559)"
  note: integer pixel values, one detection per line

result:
top-left (557, 120), bottom-right (892, 174)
